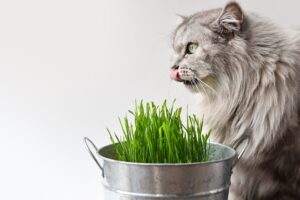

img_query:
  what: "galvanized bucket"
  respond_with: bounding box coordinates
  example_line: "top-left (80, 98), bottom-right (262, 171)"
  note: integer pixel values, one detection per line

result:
top-left (84, 137), bottom-right (248, 200)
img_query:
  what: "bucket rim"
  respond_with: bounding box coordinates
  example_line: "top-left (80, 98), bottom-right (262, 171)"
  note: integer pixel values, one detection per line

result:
top-left (97, 142), bottom-right (237, 166)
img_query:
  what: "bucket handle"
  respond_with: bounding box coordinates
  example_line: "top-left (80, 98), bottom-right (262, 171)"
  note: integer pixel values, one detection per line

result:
top-left (84, 137), bottom-right (104, 177)
top-left (231, 135), bottom-right (250, 167)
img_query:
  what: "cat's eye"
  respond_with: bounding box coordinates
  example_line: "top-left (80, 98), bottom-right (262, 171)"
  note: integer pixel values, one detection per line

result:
top-left (186, 43), bottom-right (198, 54)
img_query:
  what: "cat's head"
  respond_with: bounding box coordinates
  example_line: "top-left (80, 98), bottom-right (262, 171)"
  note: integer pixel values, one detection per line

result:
top-left (170, 2), bottom-right (247, 96)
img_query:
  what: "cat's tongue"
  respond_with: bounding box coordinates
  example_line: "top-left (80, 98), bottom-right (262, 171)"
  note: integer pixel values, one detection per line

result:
top-left (170, 69), bottom-right (180, 81)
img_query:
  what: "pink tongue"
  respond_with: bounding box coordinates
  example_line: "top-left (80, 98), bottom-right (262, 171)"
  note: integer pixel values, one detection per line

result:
top-left (170, 69), bottom-right (180, 81)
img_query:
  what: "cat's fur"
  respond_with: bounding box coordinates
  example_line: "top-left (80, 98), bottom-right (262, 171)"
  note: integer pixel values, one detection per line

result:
top-left (171, 2), bottom-right (300, 200)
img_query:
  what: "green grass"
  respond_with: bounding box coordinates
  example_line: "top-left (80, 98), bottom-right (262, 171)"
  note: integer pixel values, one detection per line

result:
top-left (107, 100), bottom-right (211, 164)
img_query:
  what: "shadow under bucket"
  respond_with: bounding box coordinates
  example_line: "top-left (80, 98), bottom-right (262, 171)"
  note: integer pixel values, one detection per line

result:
top-left (84, 137), bottom-right (248, 200)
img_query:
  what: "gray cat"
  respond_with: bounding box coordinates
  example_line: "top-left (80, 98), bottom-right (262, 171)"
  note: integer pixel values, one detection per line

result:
top-left (170, 2), bottom-right (300, 200)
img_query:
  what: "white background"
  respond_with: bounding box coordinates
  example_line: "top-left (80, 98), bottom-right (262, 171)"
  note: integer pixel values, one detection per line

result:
top-left (0, 0), bottom-right (299, 199)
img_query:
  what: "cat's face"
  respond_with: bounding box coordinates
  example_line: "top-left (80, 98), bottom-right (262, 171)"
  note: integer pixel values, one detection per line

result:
top-left (170, 3), bottom-right (244, 95)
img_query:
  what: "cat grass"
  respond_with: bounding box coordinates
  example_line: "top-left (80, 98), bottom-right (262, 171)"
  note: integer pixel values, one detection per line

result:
top-left (107, 100), bottom-right (211, 164)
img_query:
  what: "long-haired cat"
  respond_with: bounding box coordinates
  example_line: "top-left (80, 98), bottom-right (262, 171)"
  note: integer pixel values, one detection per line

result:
top-left (170, 2), bottom-right (300, 200)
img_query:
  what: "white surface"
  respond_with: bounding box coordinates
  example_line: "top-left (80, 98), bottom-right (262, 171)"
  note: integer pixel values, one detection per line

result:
top-left (0, 0), bottom-right (299, 199)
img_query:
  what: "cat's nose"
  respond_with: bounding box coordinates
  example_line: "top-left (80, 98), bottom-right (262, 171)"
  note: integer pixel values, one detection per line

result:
top-left (171, 65), bottom-right (179, 70)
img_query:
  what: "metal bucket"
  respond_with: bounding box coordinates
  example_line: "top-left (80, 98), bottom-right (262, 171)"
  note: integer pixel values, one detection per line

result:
top-left (84, 137), bottom-right (248, 200)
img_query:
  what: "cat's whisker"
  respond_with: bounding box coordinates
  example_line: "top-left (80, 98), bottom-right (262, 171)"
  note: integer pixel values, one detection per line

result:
top-left (189, 77), bottom-right (202, 92)
top-left (191, 79), bottom-right (202, 94)
top-left (192, 71), bottom-right (218, 95)
top-left (205, 73), bottom-right (221, 91)
top-left (198, 79), bottom-right (217, 95)
top-left (194, 79), bottom-right (209, 98)
top-left (191, 79), bottom-right (214, 103)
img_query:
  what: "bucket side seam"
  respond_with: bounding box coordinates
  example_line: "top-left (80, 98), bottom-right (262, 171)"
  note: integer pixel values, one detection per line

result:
top-left (103, 184), bottom-right (230, 198)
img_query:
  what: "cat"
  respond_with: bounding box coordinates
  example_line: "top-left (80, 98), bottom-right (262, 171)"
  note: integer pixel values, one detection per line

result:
top-left (170, 2), bottom-right (300, 200)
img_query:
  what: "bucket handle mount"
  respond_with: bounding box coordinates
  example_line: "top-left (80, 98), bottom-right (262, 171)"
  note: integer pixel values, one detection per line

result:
top-left (231, 135), bottom-right (250, 167)
top-left (84, 137), bottom-right (104, 177)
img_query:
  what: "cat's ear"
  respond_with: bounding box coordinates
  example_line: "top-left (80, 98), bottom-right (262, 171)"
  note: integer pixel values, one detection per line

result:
top-left (176, 14), bottom-right (188, 24)
top-left (214, 2), bottom-right (244, 38)
top-left (175, 14), bottom-right (188, 26)
top-left (176, 14), bottom-right (188, 21)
